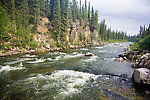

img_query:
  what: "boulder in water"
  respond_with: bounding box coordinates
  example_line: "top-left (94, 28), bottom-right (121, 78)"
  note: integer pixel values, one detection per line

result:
top-left (85, 52), bottom-right (94, 56)
top-left (114, 57), bottom-right (124, 62)
top-left (132, 68), bottom-right (150, 85)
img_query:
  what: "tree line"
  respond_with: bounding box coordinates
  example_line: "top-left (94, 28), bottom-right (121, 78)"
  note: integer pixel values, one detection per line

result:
top-left (128, 24), bottom-right (150, 50)
top-left (128, 25), bottom-right (150, 42)
top-left (99, 19), bottom-right (128, 42)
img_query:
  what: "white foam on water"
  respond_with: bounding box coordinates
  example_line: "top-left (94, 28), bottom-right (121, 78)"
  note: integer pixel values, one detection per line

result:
top-left (48, 52), bottom-right (66, 55)
top-left (47, 58), bottom-right (53, 61)
top-left (80, 48), bottom-right (88, 51)
top-left (104, 58), bottom-right (108, 61)
top-left (19, 62), bottom-right (23, 67)
top-left (94, 47), bottom-right (103, 49)
top-left (72, 52), bottom-right (78, 55)
top-left (0, 65), bottom-right (25, 72)
top-left (84, 55), bottom-right (99, 62)
top-left (59, 52), bottom-right (66, 55)
top-left (4, 58), bottom-right (34, 65)
top-left (63, 53), bottom-right (84, 59)
top-left (98, 50), bottom-right (111, 53)
top-left (54, 55), bottom-right (62, 61)
top-left (27, 58), bottom-right (46, 64)
top-left (26, 70), bottom-right (97, 97)
top-left (23, 54), bottom-right (38, 58)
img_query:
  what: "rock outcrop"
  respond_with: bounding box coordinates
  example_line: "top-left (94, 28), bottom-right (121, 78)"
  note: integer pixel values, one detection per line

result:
top-left (132, 68), bottom-right (150, 85)
top-left (68, 20), bottom-right (100, 46)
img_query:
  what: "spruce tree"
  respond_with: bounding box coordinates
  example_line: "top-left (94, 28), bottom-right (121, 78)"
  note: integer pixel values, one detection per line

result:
top-left (15, 0), bottom-right (29, 29)
top-left (82, 5), bottom-right (84, 20)
top-left (0, 4), bottom-right (10, 42)
top-left (80, 0), bottom-right (81, 12)
top-left (88, 2), bottom-right (90, 22)
top-left (39, 0), bottom-right (46, 17)
top-left (49, 0), bottom-right (54, 20)
top-left (99, 20), bottom-right (107, 41)
top-left (53, 0), bottom-right (61, 40)
top-left (72, 0), bottom-right (78, 22)
top-left (90, 6), bottom-right (95, 32)
top-left (28, 0), bottom-right (40, 25)
top-left (61, 0), bottom-right (69, 33)
top-left (10, 0), bottom-right (16, 21)
top-left (84, 0), bottom-right (88, 22)
top-left (95, 10), bottom-right (99, 31)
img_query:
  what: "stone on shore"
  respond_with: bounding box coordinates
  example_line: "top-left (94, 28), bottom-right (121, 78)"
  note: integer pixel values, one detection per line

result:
top-left (30, 50), bottom-right (36, 53)
top-left (132, 53), bottom-right (150, 69)
top-left (132, 68), bottom-right (150, 85)
top-left (45, 43), bottom-right (50, 49)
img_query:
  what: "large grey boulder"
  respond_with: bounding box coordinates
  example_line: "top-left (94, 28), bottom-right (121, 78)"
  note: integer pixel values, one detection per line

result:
top-left (132, 68), bottom-right (150, 85)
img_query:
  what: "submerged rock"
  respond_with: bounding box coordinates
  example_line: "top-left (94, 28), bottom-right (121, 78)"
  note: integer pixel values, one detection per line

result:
top-left (85, 52), bottom-right (94, 56)
top-left (132, 68), bottom-right (150, 85)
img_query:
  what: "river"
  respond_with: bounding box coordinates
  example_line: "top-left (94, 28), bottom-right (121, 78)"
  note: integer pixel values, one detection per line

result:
top-left (0, 43), bottom-right (149, 100)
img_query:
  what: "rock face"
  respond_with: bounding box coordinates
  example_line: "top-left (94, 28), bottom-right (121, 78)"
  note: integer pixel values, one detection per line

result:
top-left (68, 20), bottom-right (100, 46)
top-left (133, 68), bottom-right (150, 85)
top-left (132, 53), bottom-right (150, 69)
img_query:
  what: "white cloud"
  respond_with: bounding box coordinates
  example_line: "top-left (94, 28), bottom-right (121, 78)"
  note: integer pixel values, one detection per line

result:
top-left (77, 0), bottom-right (150, 35)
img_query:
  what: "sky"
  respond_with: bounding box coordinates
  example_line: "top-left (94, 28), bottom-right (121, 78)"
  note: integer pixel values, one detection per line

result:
top-left (77, 0), bottom-right (150, 35)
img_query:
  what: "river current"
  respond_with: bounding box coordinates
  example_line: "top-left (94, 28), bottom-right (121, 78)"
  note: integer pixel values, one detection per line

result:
top-left (0, 43), bottom-right (149, 100)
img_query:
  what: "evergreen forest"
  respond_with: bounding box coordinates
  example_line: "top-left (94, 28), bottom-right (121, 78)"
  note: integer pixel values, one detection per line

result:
top-left (0, 0), bottom-right (130, 54)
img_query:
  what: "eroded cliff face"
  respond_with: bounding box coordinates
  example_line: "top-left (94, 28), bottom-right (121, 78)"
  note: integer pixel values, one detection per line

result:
top-left (35, 18), bottom-right (100, 49)
top-left (66, 20), bottom-right (100, 46)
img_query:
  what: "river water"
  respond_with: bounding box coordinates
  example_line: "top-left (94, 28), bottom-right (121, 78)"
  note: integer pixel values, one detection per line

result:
top-left (0, 43), bottom-right (149, 100)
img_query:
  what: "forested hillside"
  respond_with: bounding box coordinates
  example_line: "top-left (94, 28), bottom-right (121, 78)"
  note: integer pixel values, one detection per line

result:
top-left (0, 0), bottom-right (128, 55)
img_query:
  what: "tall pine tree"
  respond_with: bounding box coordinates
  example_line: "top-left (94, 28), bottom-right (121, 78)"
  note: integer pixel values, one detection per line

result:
top-left (88, 2), bottom-right (90, 22)
top-left (90, 6), bottom-right (95, 32)
top-left (53, 0), bottom-right (61, 40)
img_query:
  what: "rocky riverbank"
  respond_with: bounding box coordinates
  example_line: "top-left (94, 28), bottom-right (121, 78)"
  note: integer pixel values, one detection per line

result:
top-left (0, 44), bottom-right (103, 57)
top-left (115, 46), bottom-right (150, 94)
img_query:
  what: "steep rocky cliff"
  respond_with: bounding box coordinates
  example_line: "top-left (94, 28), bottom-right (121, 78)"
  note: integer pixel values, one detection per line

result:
top-left (0, 18), bottom-right (100, 56)
top-left (68, 20), bottom-right (99, 46)
top-left (35, 18), bottom-right (100, 49)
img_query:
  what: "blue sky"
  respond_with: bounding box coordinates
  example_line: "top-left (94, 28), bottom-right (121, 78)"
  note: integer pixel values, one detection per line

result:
top-left (77, 0), bottom-right (150, 35)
